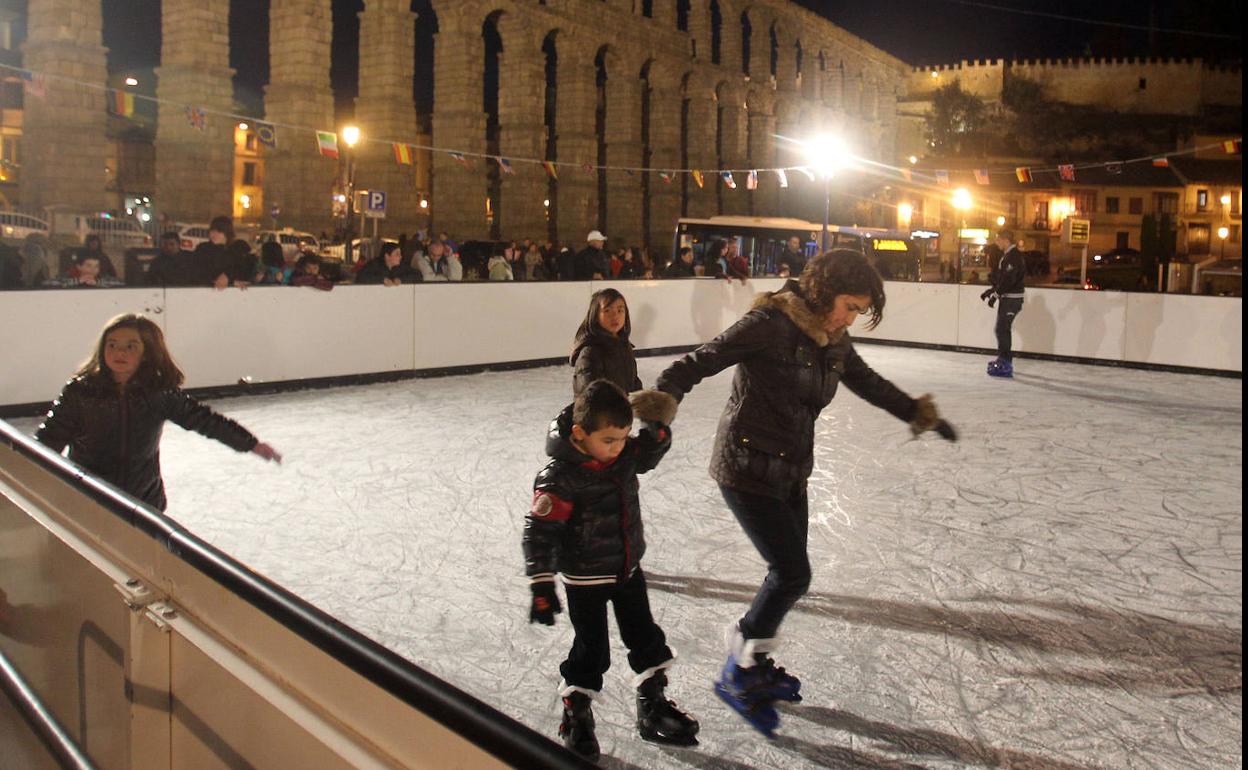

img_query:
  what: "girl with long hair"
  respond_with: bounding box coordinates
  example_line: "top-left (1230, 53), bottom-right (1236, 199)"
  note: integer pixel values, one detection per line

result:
top-left (570, 288), bottom-right (642, 398)
top-left (36, 314), bottom-right (281, 511)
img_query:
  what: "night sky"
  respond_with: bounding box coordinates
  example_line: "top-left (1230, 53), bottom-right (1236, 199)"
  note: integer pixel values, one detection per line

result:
top-left (99, 0), bottom-right (1241, 113)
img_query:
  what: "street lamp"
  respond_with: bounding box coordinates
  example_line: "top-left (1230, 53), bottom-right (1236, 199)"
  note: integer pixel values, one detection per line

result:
top-left (342, 125), bottom-right (361, 262)
top-left (951, 187), bottom-right (973, 283)
top-left (803, 134), bottom-right (851, 252)
top-left (1218, 225), bottom-right (1229, 259)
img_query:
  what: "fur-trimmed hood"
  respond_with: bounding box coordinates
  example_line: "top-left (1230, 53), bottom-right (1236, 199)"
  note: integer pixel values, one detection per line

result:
top-left (751, 281), bottom-right (830, 347)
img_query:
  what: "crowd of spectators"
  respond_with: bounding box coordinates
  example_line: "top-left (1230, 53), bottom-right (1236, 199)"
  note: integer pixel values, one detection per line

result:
top-left (0, 215), bottom-right (768, 291)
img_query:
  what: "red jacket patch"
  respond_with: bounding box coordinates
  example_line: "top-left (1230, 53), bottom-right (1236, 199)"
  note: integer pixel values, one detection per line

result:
top-left (530, 490), bottom-right (572, 522)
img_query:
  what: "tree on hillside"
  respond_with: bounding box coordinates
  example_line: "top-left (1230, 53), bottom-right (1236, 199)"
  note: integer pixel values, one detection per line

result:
top-left (925, 82), bottom-right (990, 157)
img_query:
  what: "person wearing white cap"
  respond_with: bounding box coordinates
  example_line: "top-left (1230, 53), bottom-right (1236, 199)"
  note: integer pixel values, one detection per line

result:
top-left (575, 230), bottom-right (610, 280)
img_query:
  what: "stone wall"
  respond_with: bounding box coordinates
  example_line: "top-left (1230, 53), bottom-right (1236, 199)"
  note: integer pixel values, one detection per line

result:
top-left (20, 0), bottom-right (910, 248)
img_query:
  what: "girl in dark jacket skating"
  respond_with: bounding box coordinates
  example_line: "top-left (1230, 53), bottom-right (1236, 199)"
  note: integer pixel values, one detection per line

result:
top-left (655, 249), bottom-right (951, 735)
top-left (36, 314), bottom-right (281, 511)
top-left (570, 288), bottom-right (643, 398)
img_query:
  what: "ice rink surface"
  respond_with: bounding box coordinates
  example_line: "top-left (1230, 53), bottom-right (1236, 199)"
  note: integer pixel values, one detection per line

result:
top-left (16, 345), bottom-right (1242, 769)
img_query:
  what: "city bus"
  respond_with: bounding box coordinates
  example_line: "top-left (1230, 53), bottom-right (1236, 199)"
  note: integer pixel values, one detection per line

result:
top-left (672, 216), bottom-right (923, 279)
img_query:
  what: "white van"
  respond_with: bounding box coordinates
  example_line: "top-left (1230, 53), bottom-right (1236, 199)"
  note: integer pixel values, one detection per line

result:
top-left (253, 228), bottom-right (320, 258)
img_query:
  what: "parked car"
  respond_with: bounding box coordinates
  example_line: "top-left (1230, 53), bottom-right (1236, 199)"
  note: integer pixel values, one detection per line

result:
top-left (253, 228), bottom-right (320, 259)
top-left (0, 211), bottom-right (51, 242)
top-left (175, 223), bottom-right (212, 250)
top-left (320, 237), bottom-right (398, 262)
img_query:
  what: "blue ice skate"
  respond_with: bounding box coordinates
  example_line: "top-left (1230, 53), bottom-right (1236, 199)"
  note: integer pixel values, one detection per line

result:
top-left (753, 656), bottom-right (802, 702)
top-left (713, 656), bottom-right (781, 738)
top-left (987, 358), bottom-right (1013, 378)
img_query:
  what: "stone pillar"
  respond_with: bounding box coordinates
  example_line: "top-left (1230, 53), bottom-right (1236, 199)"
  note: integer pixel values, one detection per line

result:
top-left (773, 23), bottom-right (798, 93)
top-left (155, 0), bottom-right (235, 222)
top-left (745, 11), bottom-right (770, 84)
top-left (646, 76), bottom-right (684, 254)
top-left (651, 0), bottom-right (675, 29)
top-left (355, 0), bottom-right (422, 236)
top-left (496, 22), bottom-right (547, 241)
top-left (265, 0), bottom-right (335, 233)
top-left (747, 89), bottom-right (777, 216)
top-left (553, 41), bottom-right (599, 248)
top-left (19, 0), bottom-right (108, 212)
top-left (603, 50), bottom-right (644, 247)
top-left (684, 81), bottom-right (718, 218)
top-left (430, 5), bottom-right (488, 241)
top-left (717, 82), bottom-right (748, 216)
top-left (686, 0), bottom-right (709, 62)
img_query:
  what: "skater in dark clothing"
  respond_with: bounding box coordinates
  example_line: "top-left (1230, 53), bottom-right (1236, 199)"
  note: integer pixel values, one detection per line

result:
top-left (981, 229), bottom-right (1026, 378)
top-left (35, 314), bottom-right (281, 511)
top-left (523, 381), bottom-right (698, 760)
top-left (570, 288), bottom-right (642, 399)
top-left (655, 250), bottom-right (953, 736)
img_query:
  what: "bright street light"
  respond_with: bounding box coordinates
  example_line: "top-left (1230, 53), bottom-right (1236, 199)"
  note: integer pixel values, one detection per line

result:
top-left (897, 202), bottom-right (913, 224)
top-left (342, 125), bottom-right (361, 147)
top-left (996, 215), bottom-right (1007, 226)
top-left (124, 77), bottom-right (138, 87)
top-left (1221, 194), bottom-right (1232, 206)
top-left (951, 188), bottom-right (973, 211)
top-left (804, 134), bottom-right (851, 178)
top-left (1218, 226), bottom-right (1230, 239)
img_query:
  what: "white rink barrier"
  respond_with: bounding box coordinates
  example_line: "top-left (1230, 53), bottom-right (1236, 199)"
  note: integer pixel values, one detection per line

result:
top-left (0, 280), bottom-right (1241, 407)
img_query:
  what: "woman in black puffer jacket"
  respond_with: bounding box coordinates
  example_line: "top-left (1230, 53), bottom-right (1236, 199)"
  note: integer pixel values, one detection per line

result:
top-left (36, 314), bottom-right (281, 511)
top-left (656, 250), bottom-right (950, 733)
top-left (570, 288), bottom-right (643, 398)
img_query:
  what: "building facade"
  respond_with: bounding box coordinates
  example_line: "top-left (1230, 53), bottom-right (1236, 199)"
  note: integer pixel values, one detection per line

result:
top-left (9, 0), bottom-right (910, 249)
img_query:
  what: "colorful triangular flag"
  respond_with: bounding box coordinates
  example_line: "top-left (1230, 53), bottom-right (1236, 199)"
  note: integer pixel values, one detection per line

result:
top-left (974, 169), bottom-right (990, 185)
top-left (1058, 164), bottom-right (1075, 182)
top-left (449, 152), bottom-right (468, 166)
top-left (746, 170), bottom-right (758, 190)
top-left (1014, 167), bottom-right (1032, 183)
top-left (1223, 138), bottom-right (1242, 154)
top-left (111, 90), bottom-right (135, 117)
top-left (255, 122), bottom-right (277, 148)
top-left (692, 170), bottom-right (704, 188)
top-left (721, 171), bottom-right (736, 189)
top-left (774, 169), bottom-right (789, 188)
top-left (659, 171), bottom-right (673, 184)
top-left (1151, 157), bottom-right (1170, 168)
top-left (543, 161), bottom-right (559, 180)
top-left (496, 156), bottom-right (514, 175)
top-left (316, 131), bottom-right (339, 159)
top-left (393, 143), bottom-right (413, 165)
top-left (185, 106), bottom-right (206, 132)
top-left (935, 170), bottom-right (949, 186)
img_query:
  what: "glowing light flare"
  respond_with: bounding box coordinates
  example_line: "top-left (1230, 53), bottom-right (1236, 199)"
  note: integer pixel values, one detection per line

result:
top-left (804, 135), bottom-right (852, 178)
top-left (951, 188), bottom-right (973, 211)
top-left (342, 125), bottom-right (361, 147)
top-left (1217, 226), bottom-right (1230, 239)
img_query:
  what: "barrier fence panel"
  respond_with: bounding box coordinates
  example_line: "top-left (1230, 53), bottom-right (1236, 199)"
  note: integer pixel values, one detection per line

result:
top-left (0, 421), bottom-right (594, 770)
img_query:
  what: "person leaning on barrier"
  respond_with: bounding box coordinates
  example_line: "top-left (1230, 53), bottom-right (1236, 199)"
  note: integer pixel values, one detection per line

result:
top-left (356, 242), bottom-right (422, 286)
top-left (664, 247), bottom-right (696, 278)
top-left (193, 215), bottom-right (255, 289)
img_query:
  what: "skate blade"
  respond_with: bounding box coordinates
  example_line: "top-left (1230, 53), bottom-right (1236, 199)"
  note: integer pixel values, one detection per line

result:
top-left (640, 731), bottom-right (700, 747)
top-left (713, 682), bottom-right (778, 738)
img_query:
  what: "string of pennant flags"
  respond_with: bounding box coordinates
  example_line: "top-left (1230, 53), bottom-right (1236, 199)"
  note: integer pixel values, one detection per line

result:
top-left (6, 63), bottom-right (1241, 190)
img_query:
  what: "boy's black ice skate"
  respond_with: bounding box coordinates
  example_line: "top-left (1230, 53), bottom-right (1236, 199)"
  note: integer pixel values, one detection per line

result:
top-left (636, 671), bottom-right (699, 746)
top-left (558, 691), bottom-right (600, 761)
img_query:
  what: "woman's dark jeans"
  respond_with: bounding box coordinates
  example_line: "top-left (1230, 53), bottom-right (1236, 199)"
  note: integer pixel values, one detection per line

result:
top-left (719, 484), bottom-right (811, 641)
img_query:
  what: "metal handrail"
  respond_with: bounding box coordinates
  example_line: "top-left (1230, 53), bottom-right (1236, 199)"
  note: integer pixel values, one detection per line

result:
top-left (0, 647), bottom-right (99, 770)
top-left (0, 420), bottom-right (594, 770)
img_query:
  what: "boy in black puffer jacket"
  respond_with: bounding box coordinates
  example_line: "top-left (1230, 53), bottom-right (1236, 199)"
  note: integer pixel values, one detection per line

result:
top-left (523, 380), bottom-right (698, 760)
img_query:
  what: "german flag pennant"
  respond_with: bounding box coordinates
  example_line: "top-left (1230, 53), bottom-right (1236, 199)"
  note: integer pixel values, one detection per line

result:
top-left (543, 161), bottom-right (559, 180)
top-left (1014, 167), bottom-right (1033, 183)
top-left (393, 143), bottom-right (413, 165)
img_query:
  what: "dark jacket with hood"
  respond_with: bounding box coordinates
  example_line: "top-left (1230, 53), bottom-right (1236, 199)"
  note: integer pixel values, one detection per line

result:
top-left (656, 280), bottom-right (919, 500)
top-left (354, 258), bottom-right (423, 285)
top-left (570, 329), bottom-right (643, 399)
top-left (192, 239), bottom-right (255, 285)
top-left (522, 391), bottom-right (677, 587)
top-left (990, 244), bottom-right (1027, 297)
top-left (35, 375), bottom-right (258, 510)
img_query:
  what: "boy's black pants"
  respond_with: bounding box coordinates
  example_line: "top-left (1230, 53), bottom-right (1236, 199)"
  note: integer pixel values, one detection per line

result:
top-left (560, 568), bottom-right (673, 692)
top-left (720, 484), bottom-right (811, 641)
